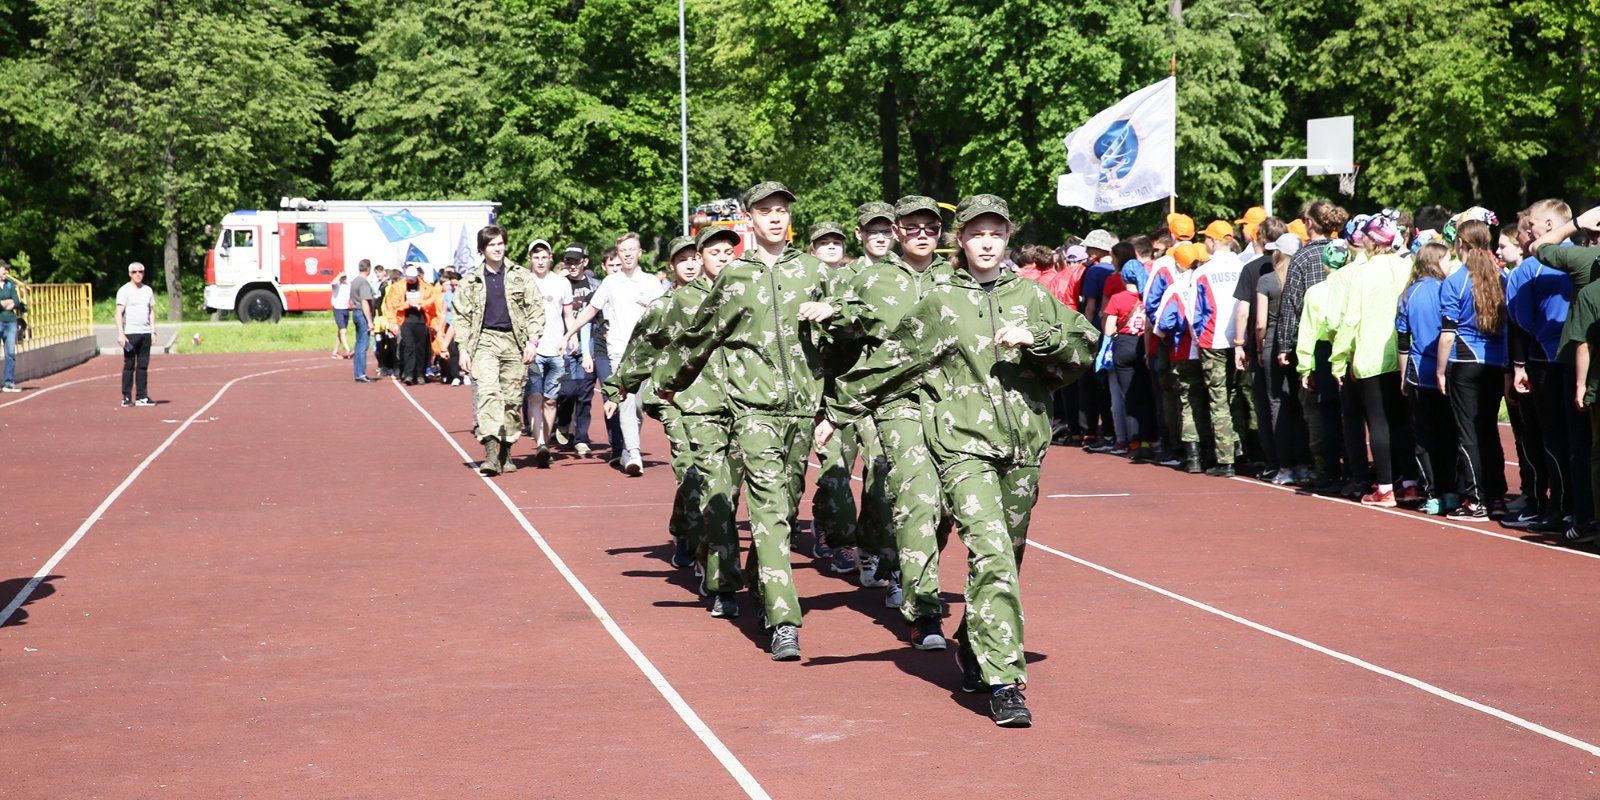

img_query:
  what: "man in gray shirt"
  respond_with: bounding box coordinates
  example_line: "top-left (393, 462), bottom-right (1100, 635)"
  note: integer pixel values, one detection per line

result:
top-left (350, 260), bottom-right (377, 382)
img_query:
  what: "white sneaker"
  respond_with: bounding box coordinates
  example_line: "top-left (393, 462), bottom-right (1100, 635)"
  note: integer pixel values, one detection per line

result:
top-left (884, 581), bottom-right (904, 608)
top-left (451, 377), bottom-right (462, 386)
top-left (858, 554), bottom-right (889, 588)
top-left (623, 450), bottom-right (643, 476)
top-left (0, 383), bottom-right (19, 393)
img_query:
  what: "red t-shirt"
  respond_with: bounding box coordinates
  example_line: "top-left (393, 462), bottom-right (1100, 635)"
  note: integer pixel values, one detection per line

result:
top-left (1102, 290), bottom-right (1144, 335)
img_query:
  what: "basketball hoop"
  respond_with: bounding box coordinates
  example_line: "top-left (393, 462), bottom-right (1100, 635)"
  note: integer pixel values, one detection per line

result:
top-left (1338, 164), bottom-right (1360, 197)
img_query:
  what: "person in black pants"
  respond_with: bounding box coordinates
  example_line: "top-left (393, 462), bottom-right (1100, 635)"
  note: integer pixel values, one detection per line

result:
top-left (392, 266), bottom-right (436, 385)
top-left (1438, 219), bottom-right (1510, 518)
top-left (115, 261), bottom-right (156, 407)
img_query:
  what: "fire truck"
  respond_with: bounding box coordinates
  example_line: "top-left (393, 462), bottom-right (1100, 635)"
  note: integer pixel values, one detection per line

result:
top-left (203, 198), bottom-right (498, 322)
top-left (688, 198), bottom-right (758, 255)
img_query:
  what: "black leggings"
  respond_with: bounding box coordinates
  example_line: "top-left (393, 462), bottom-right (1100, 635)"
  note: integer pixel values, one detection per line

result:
top-left (1407, 383), bottom-right (1458, 498)
top-left (121, 332), bottom-right (152, 400)
top-left (1528, 361), bottom-right (1575, 517)
top-left (399, 312), bottom-right (431, 382)
top-left (1446, 361), bottom-right (1507, 503)
top-left (1356, 372), bottom-right (1413, 486)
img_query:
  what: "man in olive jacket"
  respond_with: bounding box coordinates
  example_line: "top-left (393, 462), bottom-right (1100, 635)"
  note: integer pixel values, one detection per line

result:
top-left (453, 225), bottom-right (545, 476)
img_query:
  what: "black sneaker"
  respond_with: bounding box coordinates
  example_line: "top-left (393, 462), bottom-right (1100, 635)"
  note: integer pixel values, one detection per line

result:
top-left (955, 641), bottom-right (986, 693)
top-left (1500, 507), bottom-right (1542, 530)
top-left (670, 537), bottom-right (692, 568)
top-left (1205, 463), bottom-right (1235, 478)
top-left (1563, 523), bottom-right (1599, 545)
top-left (1447, 500), bottom-right (1490, 520)
top-left (710, 592), bottom-right (740, 618)
top-left (134, 397), bottom-right (155, 407)
top-left (989, 685), bottom-right (1033, 728)
top-left (120, 397), bottom-right (132, 408)
top-left (535, 445), bottom-right (552, 469)
top-left (769, 624), bottom-right (801, 661)
top-left (912, 617), bottom-right (947, 650)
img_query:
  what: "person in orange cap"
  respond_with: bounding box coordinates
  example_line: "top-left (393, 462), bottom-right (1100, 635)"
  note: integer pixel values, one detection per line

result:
top-left (1153, 242), bottom-right (1215, 472)
top-left (1167, 213), bottom-right (1196, 243)
top-left (1140, 216), bottom-right (1197, 466)
top-left (1287, 219), bottom-right (1310, 243)
top-left (1236, 207), bottom-right (1268, 258)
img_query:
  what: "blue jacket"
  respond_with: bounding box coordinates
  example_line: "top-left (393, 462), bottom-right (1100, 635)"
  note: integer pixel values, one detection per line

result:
top-left (1440, 267), bottom-right (1508, 367)
top-left (1505, 255), bottom-right (1572, 363)
top-left (1396, 278), bottom-right (1444, 389)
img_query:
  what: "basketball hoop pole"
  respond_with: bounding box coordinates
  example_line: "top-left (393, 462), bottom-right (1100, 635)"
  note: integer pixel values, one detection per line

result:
top-left (1262, 159), bottom-right (1334, 217)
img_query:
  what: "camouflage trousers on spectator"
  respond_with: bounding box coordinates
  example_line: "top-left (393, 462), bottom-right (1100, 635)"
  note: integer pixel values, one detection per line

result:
top-left (879, 413), bottom-right (952, 624)
top-left (686, 413), bottom-right (743, 595)
top-left (470, 329), bottom-right (528, 443)
top-left (1199, 349), bottom-right (1243, 464)
top-left (944, 458), bottom-right (1040, 687)
top-left (729, 413), bottom-right (811, 628)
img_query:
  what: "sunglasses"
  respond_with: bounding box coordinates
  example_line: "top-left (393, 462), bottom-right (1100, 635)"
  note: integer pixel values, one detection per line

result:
top-left (897, 223), bottom-right (942, 237)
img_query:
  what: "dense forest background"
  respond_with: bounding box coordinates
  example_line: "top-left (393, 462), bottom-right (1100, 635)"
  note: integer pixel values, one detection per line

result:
top-left (1, 0), bottom-right (1596, 316)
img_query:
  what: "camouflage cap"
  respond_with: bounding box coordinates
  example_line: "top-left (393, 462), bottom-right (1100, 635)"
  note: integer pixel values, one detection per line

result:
top-left (740, 181), bottom-right (795, 210)
top-left (855, 201), bottom-right (895, 228)
top-left (695, 225), bottom-right (740, 250)
top-left (954, 194), bottom-right (1011, 225)
top-left (894, 195), bottom-right (940, 220)
top-left (808, 220), bottom-right (847, 243)
top-left (666, 234), bottom-right (697, 260)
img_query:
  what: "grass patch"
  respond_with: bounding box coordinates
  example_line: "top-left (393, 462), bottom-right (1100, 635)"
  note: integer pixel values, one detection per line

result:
top-left (172, 320), bottom-right (342, 353)
top-left (93, 294), bottom-right (334, 323)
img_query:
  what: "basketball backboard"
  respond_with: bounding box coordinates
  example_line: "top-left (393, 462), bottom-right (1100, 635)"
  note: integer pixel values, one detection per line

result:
top-left (1306, 116), bottom-right (1354, 176)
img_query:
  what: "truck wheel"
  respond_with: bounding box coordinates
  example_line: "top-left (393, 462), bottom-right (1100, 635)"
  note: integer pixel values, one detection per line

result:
top-left (237, 289), bottom-right (282, 323)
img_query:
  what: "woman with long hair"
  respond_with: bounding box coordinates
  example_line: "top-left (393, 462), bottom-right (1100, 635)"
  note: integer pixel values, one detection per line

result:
top-left (1397, 242), bottom-right (1459, 514)
top-left (1436, 219), bottom-right (1510, 518)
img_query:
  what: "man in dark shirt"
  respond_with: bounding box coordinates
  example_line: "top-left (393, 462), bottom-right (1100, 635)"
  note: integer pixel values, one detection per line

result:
top-left (1232, 217), bottom-right (1286, 474)
top-left (554, 244), bottom-right (621, 457)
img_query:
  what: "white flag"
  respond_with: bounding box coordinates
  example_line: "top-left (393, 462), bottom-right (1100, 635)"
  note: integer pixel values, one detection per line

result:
top-left (1056, 76), bottom-right (1176, 213)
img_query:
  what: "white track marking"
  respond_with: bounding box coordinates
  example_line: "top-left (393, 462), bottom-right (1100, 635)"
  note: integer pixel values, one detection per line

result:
top-left (1047, 493), bottom-right (1131, 499)
top-left (0, 355), bottom-right (321, 410)
top-left (397, 383), bottom-right (771, 800)
top-left (1233, 476), bottom-right (1600, 562)
top-left (0, 366), bottom-right (301, 627)
top-left (1026, 539), bottom-right (1600, 757)
top-left (519, 502), bottom-right (674, 510)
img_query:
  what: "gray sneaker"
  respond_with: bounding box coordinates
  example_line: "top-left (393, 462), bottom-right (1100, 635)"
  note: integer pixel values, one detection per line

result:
top-left (769, 624), bottom-right (801, 661)
top-left (710, 593), bottom-right (740, 618)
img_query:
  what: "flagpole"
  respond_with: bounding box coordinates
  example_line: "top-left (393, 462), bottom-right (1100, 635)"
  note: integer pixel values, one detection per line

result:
top-left (677, 0), bottom-right (690, 235)
top-left (1168, 54), bottom-right (1177, 217)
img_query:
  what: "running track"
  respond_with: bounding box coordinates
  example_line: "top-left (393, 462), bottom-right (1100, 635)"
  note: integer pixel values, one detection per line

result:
top-left (2, 353), bottom-right (1595, 798)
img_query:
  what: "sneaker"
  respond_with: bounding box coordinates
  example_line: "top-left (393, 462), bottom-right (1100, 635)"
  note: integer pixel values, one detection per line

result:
top-left (1158, 454), bottom-right (1182, 468)
top-left (955, 641), bottom-right (986, 693)
top-left (535, 445), bottom-right (552, 469)
top-left (1500, 507), bottom-right (1542, 530)
top-left (1293, 467), bottom-right (1314, 487)
top-left (769, 624), bottom-right (801, 661)
top-left (1085, 439), bottom-right (1117, 454)
top-left (1563, 523), bottom-right (1599, 545)
top-left (1270, 468), bottom-right (1296, 486)
top-left (1529, 513), bottom-right (1572, 534)
top-left (884, 581), bottom-right (904, 609)
top-left (858, 554), bottom-right (889, 588)
top-left (1128, 446), bottom-right (1156, 463)
top-left (710, 592), bottom-right (740, 618)
top-left (575, 442), bottom-right (592, 457)
top-left (829, 547), bottom-right (858, 575)
top-left (810, 524), bottom-right (833, 560)
top-left (1396, 484), bottom-right (1424, 508)
top-left (622, 452), bottom-right (643, 476)
top-left (355, 375), bottom-right (375, 383)
top-left (912, 617), bottom-right (947, 650)
top-left (450, 377), bottom-right (462, 386)
top-left (670, 537), bottom-right (692, 569)
top-left (1488, 500), bottom-right (1509, 519)
top-left (1443, 493), bottom-right (1461, 512)
top-left (1, 383), bottom-right (18, 393)
top-left (1447, 500), bottom-right (1489, 520)
top-left (120, 397), bottom-right (133, 408)
top-left (1360, 488), bottom-right (1397, 508)
top-left (989, 685), bottom-right (1033, 728)
top-left (554, 428), bottom-right (570, 447)
top-left (134, 397), bottom-right (155, 407)
top-left (1420, 498), bottom-right (1442, 515)
top-left (1205, 463), bottom-right (1235, 478)
top-left (1109, 444), bottom-right (1129, 457)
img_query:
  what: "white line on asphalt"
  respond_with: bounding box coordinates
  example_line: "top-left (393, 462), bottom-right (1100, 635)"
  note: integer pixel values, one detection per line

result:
top-left (397, 383), bottom-right (771, 800)
top-left (1047, 493), bottom-right (1132, 498)
top-left (1026, 539), bottom-right (1600, 757)
top-left (1232, 477), bottom-right (1600, 562)
top-left (0, 356), bottom-right (322, 410)
top-left (0, 366), bottom-right (301, 627)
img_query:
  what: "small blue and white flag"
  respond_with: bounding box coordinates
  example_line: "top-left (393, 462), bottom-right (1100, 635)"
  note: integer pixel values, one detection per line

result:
top-left (1056, 77), bottom-right (1176, 213)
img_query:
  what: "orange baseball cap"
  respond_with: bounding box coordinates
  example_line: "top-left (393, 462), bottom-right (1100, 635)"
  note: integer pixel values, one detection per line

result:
top-left (1203, 220), bottom-right (1235, 241)
top-left (1235, 206), bottom-right (1267, 226)
top-left (1287, 219), bottom-right (1309, 242)
top-left (1166, 213), bottom-right (1196, 241)
top-left (1172, 242), bottom-right (1210, 269)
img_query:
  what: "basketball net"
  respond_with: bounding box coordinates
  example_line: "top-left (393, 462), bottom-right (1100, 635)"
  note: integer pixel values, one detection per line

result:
top-left (1338, 164), bottom-right (1360, 197)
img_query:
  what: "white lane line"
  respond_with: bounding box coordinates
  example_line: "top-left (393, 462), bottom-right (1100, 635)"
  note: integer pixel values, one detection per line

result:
top-left (807, 460), bottom-right (864, 483)
top-left (1026, 538), bottom-right (1600, 757)
top-left (397, 383), bottom-right (771, 800)
top-left (1233, 477), bottom-right (1600, 563)
top-left (1047, 493), bottom-right (1132, 499)
top-left (0, 366), bottom-right (302, 627)
top-left (521, 502), bottom-right (673, 510)
top-left (0, 355), bottom-right (322, 410)
top-left (1506, 461), bottom-right (1520, 467)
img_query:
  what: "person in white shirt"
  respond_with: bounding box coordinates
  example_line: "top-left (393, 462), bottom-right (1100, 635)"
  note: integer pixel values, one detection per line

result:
top-left (566, 231), bottom-right (664, 473)
top-left (115, 261), bottom-right (157, 407)
top-left (521, 240), bottom-right (576, 467)
top-left (330, 271), bottom-right (353, 358)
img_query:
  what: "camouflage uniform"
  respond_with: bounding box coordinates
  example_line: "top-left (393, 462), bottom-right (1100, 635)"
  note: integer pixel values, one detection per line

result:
top-left (452, 261), bottom-right (544, 444)
top-left (660, 239), bottom-right (840, 629)
top-left (831, 195), bottom-right (1100, 686)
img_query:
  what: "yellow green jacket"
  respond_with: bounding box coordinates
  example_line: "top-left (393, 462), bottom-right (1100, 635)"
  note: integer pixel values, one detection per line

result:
top-left (1329, 252), bottom-right (1411, 379)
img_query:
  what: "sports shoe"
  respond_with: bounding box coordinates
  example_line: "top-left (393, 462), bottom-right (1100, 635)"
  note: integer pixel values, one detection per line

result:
top-left (670, 537), bottom-right (692, 568)
top-left (1420, 498), bottom-right (1442, 515)
top-left (858, 554), bottom-right (889, 588)
top-left (1205, 463), bottom-right (1235, 478)
top-left (955, 641), bottom-right (986, 693)
top-left (1128, 446), bottom-right (1156, 463)
top-left (575, 442), bottom-right (592, 457)
top-left (912, 617), bottom-right (947, 650)
top-left (1396, 484), bottom-right (1424, 508)
top-left (622, 452), bottom-right (643, 476)
top-left (884, 580), bottom-right (904, 609)
top-left (1, 383), bottom-right (19, 393)
top-left (1563, 523), bottom-right (1599, 545)
top-left (989, 685), bottom-right (1032, 728)
top-left (1529, 513), bottom-right (1572, 534)
top-left (450, 377), bottom-right (462, 386)
top-left (120, 397), bottom-right (133, 408)
top-left (535, 445), bottom-right (552, 469)
top-left (355, 375), bottom-right (375, 383)
top-left (769, 624), bottom-right (801, 661)
top-left (554, 428), bottom-right (570, 447)
top-left (479, 440), bottom-right (502, 476)
top-left (710, 592), bottom-right (740, 618)
top-left (1157, 453), bottom-right (1182, 468)
top-left (810, 523), bottom-right (833, 560)
top-left (1500, 507), bottom-right (1542, 530)
top-left (1447, 500), bottom-right (1489, 520)
top-left (1085, 439), bottom-right (1117, 454)
top-left (1109, 444), bottom-right (1129, 457)
top-left (1360, 488), bottom-right (1397, 508)
top-left (1270, 468), bottom-right (1296, 486)
top-left (829, 546), bottom-right (858, 574)
top-left (134, 397), bottom-right (155, 407)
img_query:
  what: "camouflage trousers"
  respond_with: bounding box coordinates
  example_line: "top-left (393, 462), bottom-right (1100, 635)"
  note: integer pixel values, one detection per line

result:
top-left (685, 413), bottom-right (743, 594)
top-left (660, 408), bottom-right (698, 547)
top-left (730, 413), bottom-right (811, 627)
top-left (945, 459), bottom-right (1039, 687)
top-left (879, 414), bottom-right (952, 624)
top-left (469, 329), bottom-right (528, 443)
top-left (854, 416), bottom-right (896, 568)
top-left (1172, 359), bottom-right (1214, 448)
top-left (1200, 348), bottom-right (1245, 464)
top-left (811, 421), bottom-right (860, 546)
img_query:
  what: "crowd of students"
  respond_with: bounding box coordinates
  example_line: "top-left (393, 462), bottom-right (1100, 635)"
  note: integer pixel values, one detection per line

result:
top-left (1027, 198), bottom-right (1600, 545)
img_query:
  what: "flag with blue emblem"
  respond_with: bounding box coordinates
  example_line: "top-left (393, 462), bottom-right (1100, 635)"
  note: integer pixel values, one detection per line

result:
top-left (368, 208), bottom-right (435, 242)
top-left (1057, 77), bottom-right (1176, 213)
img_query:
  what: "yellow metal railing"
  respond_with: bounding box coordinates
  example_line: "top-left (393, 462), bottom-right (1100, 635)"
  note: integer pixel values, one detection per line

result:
top-left (16, 283), bottom-right (92, 353)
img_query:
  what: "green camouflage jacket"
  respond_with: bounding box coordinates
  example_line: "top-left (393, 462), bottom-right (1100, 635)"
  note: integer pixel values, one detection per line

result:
top-left (450, 262), bottom-right (544, 356)
top-left (650, 277), bottom-right (728, 415)
top-left (827, 253), bottom-right (954, 420)
top-left (828, 266), bottom-right (1100, 469)
top-left (659, 247), bottom-right (839, 418)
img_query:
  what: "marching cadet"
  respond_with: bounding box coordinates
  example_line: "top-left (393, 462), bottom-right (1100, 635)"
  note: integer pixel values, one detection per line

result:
top-left (658, 181), bottom-right (840, 661)
top-left (453, 225), bottom-right (545, 476)
top-left (820, 194), bottom-right (1099, 727)
top-left (806, 220), bottom-right (865, 576)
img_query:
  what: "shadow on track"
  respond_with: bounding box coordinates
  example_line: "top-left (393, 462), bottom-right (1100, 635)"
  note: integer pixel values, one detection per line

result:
top-left (1, 575), bottom-right (62, 628)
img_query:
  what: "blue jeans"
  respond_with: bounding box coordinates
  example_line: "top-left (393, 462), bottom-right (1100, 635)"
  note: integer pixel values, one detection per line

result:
top-left (1, 319), bottom-right (16, 386)
top-left (556, 349), bottom-right (621, 453)
top-left (352, 312), bottom-right (370, 379)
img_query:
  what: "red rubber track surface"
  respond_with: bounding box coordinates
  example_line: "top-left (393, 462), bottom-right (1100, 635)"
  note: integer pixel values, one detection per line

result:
top-left (3, 354), bottom-right (1594, 798)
